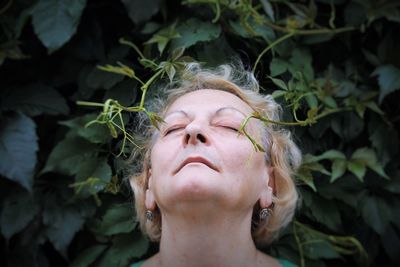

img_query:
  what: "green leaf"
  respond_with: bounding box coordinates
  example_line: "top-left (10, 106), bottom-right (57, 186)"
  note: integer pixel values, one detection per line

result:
top-left (0, 191), bottom-right (39, 239)
top-left (260, 0), bottom-right (275, 21)
top-left (103, 80), bottom-right (138, 107)
top-left (347, 161), bottom-right (366, 181)
top-left (351, 147), bottom-right (388, 179)
top-left (368, 115), bottom-right (399, 166)
top-left (94, 203), bottom-right (136, 236)
top-left (330, 159), bottom-right (347, 182)
top-left (97, 233), bottom-right (149, 267)
top-left (170, 18), bottom-right (221, 50)
top-left (303, 240), bottom-right (340, 260)
top-left (0, 113), bottom-right (38, 191)
top-left (60, 114), bottom-right (111, 144)
top-left (0, 83), bottom-right (69, 116)
top-left (305, 195), bottom-right (342, 231)
top-left (360, 194), bottom-right (391, 235)
top-left (70, 245), bottom-right (108, 267)
top-left (41, 137), bottom-right (98, 176)
top-left (305, 94), bottom-right (318, 109)
top-left (121, 0), bottom-right (161, 24)
top-left (289, 48), bottom-right (314, 81)
top-left (43, 203), bottom-right (86, 255)
top-left (296, 169), bottom-right (317, 191)
top-left (269, 58), bottom-right (288, 77)
top-left (314, 150), bottom-right (346, 161)
top-left (268, 76), bottom-right (288, 90)
top-left (196, 37), bottom-right (237, 67)
top-left (145, 23), bottom-right (181, 54)
top-left (331, 112), bottom-right (364, 142)
top-left (228, 19), bottom-right (275, 42)
top-left (382, 224), bottom-right (400, 262)
top-left (372, 65), bottom-right (400, 103)
top-left (32, 0), bottom-right (87, 52)
top-left (74, 157), bottom-right (112, 198)
top-left (271, 90), bottom-right (287, 99)
top-left (86, 65), bottom-right (125, 90)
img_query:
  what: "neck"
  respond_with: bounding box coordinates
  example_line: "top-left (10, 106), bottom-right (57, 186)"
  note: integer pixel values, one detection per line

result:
top-left (154, 210), bottom-right (261, 267)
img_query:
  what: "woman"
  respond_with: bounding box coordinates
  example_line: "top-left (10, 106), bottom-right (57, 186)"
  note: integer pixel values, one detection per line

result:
top-left (129, 63), bottom-right (301, 267)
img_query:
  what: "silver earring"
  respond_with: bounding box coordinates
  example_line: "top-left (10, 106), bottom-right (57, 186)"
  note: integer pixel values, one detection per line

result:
top-left (145, 210), bottom-right (154, 221)
top-left (259, 207), bottom-right (272, 222)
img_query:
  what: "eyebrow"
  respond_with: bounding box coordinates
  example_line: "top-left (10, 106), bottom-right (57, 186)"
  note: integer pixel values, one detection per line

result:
top-left (164, 106), bottom-right (247, 120)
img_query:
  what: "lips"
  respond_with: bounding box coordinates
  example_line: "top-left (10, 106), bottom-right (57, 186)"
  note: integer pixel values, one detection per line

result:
top-left (176, 156), bottom-right (218, 173)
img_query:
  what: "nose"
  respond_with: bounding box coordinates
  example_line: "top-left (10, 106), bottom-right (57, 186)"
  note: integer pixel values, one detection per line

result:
top-left (184, 122), bottom-right (208, 146)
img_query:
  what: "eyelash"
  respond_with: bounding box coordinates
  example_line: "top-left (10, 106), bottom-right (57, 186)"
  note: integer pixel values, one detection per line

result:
top-left (164, 126), bottom-right (184, 135)
top-left (163, 124), bottom-right (239, 136)
top-left (221, 125), bottom-right (239, 132)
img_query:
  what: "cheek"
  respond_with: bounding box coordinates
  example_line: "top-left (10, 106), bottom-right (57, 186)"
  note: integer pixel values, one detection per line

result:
top-left (150, 141), bottom-right (176, 177)
top-left (222, 137), bottom-right (265, 175)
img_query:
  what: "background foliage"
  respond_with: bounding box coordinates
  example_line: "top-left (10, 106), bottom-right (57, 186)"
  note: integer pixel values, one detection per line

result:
top-left (1, 0), bottom-right (400, 266)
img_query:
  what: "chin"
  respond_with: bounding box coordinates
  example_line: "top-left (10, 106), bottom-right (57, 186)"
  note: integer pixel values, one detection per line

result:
top-left (171, 174), bottom-right (220, 202)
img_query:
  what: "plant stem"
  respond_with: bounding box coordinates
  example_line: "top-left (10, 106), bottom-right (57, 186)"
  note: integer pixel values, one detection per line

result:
top-left (76, 101), bottom-right (105, 107)
top-left (263, 20), bottom-right (355, 35)
top-left (140, 69), bottom-right (164, 108)
top-left (253, 32), bottom-right (295, 73)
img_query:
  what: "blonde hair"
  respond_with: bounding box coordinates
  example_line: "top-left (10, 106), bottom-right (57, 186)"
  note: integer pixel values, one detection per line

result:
top-left (129, 62), bottom-right (302, 244)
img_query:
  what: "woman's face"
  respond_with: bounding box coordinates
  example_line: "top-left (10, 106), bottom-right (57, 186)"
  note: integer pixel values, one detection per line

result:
top-left (148, 89), bottom-right (272, 213)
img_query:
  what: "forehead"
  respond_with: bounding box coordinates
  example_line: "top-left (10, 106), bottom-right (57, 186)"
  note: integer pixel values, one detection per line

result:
top-left (165, 89), bottom-right (254, 115)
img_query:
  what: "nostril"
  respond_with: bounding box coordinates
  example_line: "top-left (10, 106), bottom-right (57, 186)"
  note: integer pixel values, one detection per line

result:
top-left (185, 134), bottom-right (190, 144)
top-left (197, 134), bottom-right (206, 143)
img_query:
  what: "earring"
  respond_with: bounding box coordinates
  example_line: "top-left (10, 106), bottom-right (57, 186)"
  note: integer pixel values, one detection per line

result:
top-left (259, 205), bottom-right (273, 222)
top-left (145, 210), bottom-right (154, 221)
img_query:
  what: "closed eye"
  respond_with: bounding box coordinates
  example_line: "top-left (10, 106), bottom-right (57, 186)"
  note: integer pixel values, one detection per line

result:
top-left (221, 125), bottom-right (239, 132)
top-left (164, 126), bottom-right (184, 135)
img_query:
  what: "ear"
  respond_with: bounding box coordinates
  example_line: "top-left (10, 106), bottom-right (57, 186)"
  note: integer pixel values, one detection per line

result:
top-left (267, 167), bottom-right (277, 196)
top-left (145, 172), bottom-right (156, 210)
top-left (259, 167), bottom-right (274, 208)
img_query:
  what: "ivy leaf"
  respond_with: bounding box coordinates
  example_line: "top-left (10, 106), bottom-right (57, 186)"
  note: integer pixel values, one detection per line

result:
top-left (43, 203), bottom-right (86, 256)
top-left (86, 65), bottom-right (125, 90)
top-left (296, 169), bottom-right (317, 192)
top-left (0, 83), bottom-right (69, 116)
top-left (289, 48), bottom-right (314, 81)
top-left (330, 159), bottom-right (347, 182)
top-left (0, 113), bottom-right (38, 191)
top-left (97, 233), bottom-right (149, 267)
top-left (372, 65), bottom-right (400, 103)
top-left (70, 245), bottom-right (108, 267)
top-left (331, 112), bottom-right (364, 142)
top-left (228, 19), bottom-right (275, 42)
top-left (347, 161), bottom-right (366, 181)
top-left (145, 23), bottom-right (181, 54)
top-left (381, 224), bottom-right (400, 263)
top-left (170, 18), bottom-right (221, 50)
top-left (314, 150), bottom-right (346, 161)
top-left (260, 0), bottom-right (275, 21)
top-left (368, 115), bottom-right (399, 166)
top-left (268, 76), bottom-right (288, 90)
top-left (41, 137), bottom-right (98, 176)
top-left (92, 203), bottom-right (136, 236)
top-left (269, 58), bottom-right (288, 77)
top-left (118, 233), bottom-right (149, 259)
top-left (303, 240), bottom-right (340, 260)
top-left (31, 0), bottom-right (87, 52)
top-left (103, 80), bottom-right (138, 107)
top-left (351, 147), bottom-right (388, 179)
top-left (74, 157), bottom-right (112, 198)
top-left (360, 194), bottom-right (391, 235)
top-left (60, 114), bottom-right (111, 144)
top-left (0, 191), bottom-right (39, 239)
top-left (306, 195), bottom-right (341, 231)
top-left (121, 0), bottom-right (161, 24)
